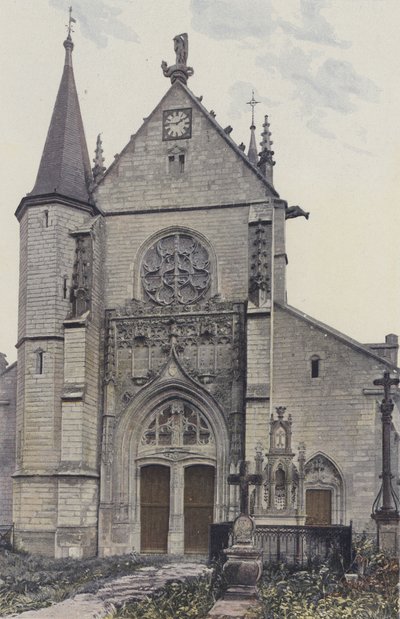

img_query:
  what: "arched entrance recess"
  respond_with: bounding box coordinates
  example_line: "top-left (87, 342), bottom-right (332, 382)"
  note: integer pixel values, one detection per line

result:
top-left (304, 453), bottom-right (345, 525)
top-left (107, 367), bottom-right (230, 555)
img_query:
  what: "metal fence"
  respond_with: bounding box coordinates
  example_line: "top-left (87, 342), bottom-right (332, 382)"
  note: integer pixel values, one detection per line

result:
top-left (209, 522), bottom-right (352, 569)
top-left (0, 525), bottom-right (14, 550)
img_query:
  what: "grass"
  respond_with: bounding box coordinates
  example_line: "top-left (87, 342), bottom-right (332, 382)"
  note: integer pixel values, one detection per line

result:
top-left (0, 549), bottom-right (167, 615)
top-left (0, 540), bottom-right (398, 619)
top-left (103, 571), bottom-right (224, 619)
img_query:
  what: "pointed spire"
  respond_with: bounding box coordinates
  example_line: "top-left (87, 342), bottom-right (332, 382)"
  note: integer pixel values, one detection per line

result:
top-left (92, 134), bottom-right (106, 185)
top-left (30, 9), bottom-right (92, 203)
top-left (246, 91), bottom-right (259, 165)
top-left (258, 115), bottom-right (275, 185)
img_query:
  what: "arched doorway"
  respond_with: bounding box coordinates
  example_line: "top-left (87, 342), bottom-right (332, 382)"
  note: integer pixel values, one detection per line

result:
top-left (136, 398), bottom-right (218, 554)
top-left (304, 454), bottom-right (345, 525)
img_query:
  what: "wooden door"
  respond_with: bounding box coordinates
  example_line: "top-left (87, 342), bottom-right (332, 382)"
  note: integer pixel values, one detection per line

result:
top-left (305, 489), bottom-right (332, 525)
top-left (141, 465), bottom-right (170, 553)
top-left (184, 465), bottom-right (214, 553)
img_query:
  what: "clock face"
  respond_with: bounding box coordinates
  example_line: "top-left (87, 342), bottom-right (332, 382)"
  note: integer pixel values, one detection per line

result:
top-left (163, 108), bottom-right (192, 140)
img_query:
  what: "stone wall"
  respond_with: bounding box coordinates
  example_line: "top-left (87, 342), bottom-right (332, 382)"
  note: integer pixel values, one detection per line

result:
top-left (0, 362), bottom-right (17, 524)
top-left (264, 304), bottom-right (396, 532)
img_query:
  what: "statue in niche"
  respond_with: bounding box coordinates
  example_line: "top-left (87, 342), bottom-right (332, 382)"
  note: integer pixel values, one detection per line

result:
top-left (275, 427), bottom-right (286, 449)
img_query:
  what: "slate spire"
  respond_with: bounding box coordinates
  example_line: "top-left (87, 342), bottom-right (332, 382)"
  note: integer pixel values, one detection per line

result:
top-left (30, 26), bottom-right (92, 202)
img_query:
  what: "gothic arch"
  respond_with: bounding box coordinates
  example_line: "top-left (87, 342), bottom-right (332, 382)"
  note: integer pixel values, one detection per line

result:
top-left (304, 452), bottom-right (345, 524)
top-left (131, 226), bottom-right (219, 301)
top-left (108, 366), bottom-right (230, 553)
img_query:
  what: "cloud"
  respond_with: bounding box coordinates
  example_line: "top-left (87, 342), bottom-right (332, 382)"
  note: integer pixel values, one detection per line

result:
top-left (228, 81), bottom-right (280, 120)
top-left (191, 0), bottom-right (348, 49)
top-left (257, 46), bottom-right (380, 138)
top-left (278, 0), bottom-right (351, 48)
top-left (190, 0), bottom-right (276, 40)
top-left (49, 0), bottom-right (139, 48)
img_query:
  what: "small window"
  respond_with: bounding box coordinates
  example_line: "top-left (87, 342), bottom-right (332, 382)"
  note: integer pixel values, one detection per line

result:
top-left (311, 357), bottom-right (320, 378)
top-left (168, 155), bottom-right (175, 173)
top-left (63, 276), bottom-right (68, 299)
top-left (179, 154), bottom-right (185, 172)
top-left (36, 350), bottom-right (44, 375)
top-left (44, 210), bottom-right (49, 228)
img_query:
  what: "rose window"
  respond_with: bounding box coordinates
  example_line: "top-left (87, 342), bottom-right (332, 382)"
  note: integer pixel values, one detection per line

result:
top-left (141, 233), bottom-right (210, 305)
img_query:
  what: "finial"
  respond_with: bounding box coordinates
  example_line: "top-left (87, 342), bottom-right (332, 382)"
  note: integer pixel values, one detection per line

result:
top-left (63, 6), bottom-right (76, 64)
top-left (276, 406), bottom-right (286, 419)
top-left (161, 33), bottom-right (194, 85)
top-left (247, 91), bottom-right (259, 164)
top-left (92, 134), bottom-right (106, 184)
top-left (66, 6), bottom-right (76, 38)
top-left (247, 90), bottom-right (260, 129)
top-left (258, 114), bottom-right (275, 183)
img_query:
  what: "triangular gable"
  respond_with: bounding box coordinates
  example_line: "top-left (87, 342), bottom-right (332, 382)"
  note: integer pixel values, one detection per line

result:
top-left (94, 80), bottom-right (278, 212)
top-left (277, 302), bottom-right (399, 370)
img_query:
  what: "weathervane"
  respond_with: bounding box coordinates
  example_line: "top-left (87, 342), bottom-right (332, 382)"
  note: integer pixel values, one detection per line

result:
top-left (247, 90), bottom-right (260, 128)
top-left (66, 6), bottom-right (76, 37)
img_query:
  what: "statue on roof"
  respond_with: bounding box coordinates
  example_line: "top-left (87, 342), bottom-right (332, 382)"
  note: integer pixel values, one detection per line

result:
top-left (174, 33), bottom-right (188, 65)
top-left (161, 33), bottom-right (194, 85)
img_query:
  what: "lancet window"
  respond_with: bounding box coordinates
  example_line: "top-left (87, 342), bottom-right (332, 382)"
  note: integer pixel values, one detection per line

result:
top-left (140, 400), bottom-right (214, 448)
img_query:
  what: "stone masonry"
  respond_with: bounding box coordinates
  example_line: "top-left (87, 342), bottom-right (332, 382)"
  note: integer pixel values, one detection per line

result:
top-left (0, 31), bottom-right (398, 558)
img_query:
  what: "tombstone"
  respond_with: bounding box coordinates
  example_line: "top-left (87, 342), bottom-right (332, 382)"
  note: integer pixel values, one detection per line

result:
top-left (223, 461), bottom-right (263, 600)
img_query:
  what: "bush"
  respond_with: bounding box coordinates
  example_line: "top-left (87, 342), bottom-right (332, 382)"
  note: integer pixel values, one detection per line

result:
top-left (245, 550), bottom-right (399, 619)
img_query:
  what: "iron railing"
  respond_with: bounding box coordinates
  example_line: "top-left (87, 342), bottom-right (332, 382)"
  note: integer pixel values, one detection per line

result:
top-left (209, 522), bottom-right (352, 569)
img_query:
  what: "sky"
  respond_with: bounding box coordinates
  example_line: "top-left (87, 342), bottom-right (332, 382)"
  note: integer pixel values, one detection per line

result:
top-left (0, 0), bottom-right (399, 364)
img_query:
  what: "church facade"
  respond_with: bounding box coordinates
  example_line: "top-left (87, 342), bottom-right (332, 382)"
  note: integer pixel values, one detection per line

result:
top-left (0, 32), bottom-right (399, 558)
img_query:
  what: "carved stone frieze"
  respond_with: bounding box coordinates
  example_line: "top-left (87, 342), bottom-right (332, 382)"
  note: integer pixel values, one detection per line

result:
top-left (70, 234), bottom-right (92, 317)
top-left (104, 299), bottom-right (245, 461)
top-left (304, 455), bottom-right (342, 487)
top-left (248, 222), bottom-right (271, 306)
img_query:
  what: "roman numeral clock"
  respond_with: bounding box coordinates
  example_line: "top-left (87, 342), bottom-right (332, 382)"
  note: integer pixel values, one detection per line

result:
top-left (162, 108), bottom-right (192, 140)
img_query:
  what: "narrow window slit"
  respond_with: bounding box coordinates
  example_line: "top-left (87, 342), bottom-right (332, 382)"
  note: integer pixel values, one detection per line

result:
top-left (311, 357), bottom-right (320, 378)
top-left (36, 351), bottom-right (44, 375)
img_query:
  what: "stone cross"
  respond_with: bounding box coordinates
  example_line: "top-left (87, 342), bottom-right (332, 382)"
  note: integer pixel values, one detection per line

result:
top-left (228, 460), bottom-right (263, 515)
top-left (373, 371), bottom-right (399, 514)
top-left (373, 371), bottom-right (399, 405)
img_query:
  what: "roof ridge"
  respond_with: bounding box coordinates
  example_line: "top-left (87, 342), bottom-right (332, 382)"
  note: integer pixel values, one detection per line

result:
top-left (277, 302), bottom-right (399, 370)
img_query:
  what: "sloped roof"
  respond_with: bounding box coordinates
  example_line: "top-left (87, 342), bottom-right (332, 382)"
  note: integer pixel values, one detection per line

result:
top-left (277, 302), bottom-right (400, 371)
top-left (30, 35), bottom-right (92, 203)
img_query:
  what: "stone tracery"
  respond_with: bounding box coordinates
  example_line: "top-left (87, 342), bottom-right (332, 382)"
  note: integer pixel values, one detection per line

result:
top-left (141, 233), bottom-right (211, 306)
top-left (140, 400), bottom-right (214, 450)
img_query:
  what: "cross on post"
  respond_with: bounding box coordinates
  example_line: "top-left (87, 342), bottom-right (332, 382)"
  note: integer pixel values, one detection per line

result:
top-left (228, 460), bottom-right (263, 515)
top-left (372, 371), bottom-right (400, 515)
top-left (373, 371), bottom-right (399, 406)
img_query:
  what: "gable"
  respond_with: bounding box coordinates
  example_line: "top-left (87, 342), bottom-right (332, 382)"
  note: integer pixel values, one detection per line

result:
top-left (94, 81), bottom-right (277, 213)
